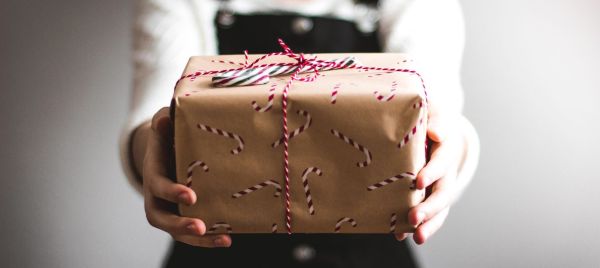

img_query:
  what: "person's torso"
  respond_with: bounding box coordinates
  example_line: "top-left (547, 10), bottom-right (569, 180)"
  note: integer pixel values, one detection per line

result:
top-left (165, 2), bottom-right (419, 267)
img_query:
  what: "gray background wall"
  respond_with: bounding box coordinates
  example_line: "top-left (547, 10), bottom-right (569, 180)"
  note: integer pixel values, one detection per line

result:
top-left (1, 0), bottom-right (599, 267)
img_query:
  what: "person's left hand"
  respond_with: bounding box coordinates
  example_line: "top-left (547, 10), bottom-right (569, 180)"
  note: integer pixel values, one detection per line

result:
top-left (395, 112), bottom-right (464, 245)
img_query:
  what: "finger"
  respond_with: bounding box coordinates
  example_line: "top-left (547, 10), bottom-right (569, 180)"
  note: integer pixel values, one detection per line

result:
top-left (395, 233), bottom-right (409, 241)
top-left (144, 108), bottom-right (174, 179)
top-left (408, 175), bottom-right (455, 226)
top-left (147, 172), bottom-right (196, 205)
top-left (145, 196), bottom-right (206, 236)
top-left (413, 207), bottom-right (450, 245)
top-left (416, 140), bottom-right (460, 189)
top-left (144, 122), bottom-right (172, 177)
top-left (174, 234), bottom-right (232, 248)
top-left (151, 107), bottom-right (173, 144)
top-left (144, 133), bottom-right (196, 205)
top-left (426, 116), bottom-right (448, 143)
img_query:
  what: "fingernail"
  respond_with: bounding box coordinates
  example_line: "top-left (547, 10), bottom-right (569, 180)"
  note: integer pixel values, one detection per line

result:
top-left (213, 238), bottom-right (227, 247)
top-left (178, 192), bottom-right (189, 203)
top-left (186, 223), bottom-right (196, 233)
top-left (419, 177), bottom-right (429, 189)
top-left (416, 212), bottom-right (426, 224)
top-left (419, 230), bottom-right (429, 244)
top-left (396, 233), bottom-right (408, 241)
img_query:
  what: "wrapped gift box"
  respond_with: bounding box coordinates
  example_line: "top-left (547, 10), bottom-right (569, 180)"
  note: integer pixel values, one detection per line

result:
top-left (171, 53), bottom-right (427, 233)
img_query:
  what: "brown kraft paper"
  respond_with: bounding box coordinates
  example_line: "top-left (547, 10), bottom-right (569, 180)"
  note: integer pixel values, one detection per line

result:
top-left (172, 53), bottom-right (427, 234)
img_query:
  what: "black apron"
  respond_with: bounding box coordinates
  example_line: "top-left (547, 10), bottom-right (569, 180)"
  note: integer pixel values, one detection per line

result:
top-left (164, 4), bottom-right (419, 267)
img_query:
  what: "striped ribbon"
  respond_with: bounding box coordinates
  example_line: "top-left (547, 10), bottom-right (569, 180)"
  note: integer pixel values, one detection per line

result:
top-left (177, 39), bottom-right (430, 234)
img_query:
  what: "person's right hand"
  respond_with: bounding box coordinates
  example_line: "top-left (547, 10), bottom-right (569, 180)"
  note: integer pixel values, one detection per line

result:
top-left (142, 107), bottom-right (232, 247)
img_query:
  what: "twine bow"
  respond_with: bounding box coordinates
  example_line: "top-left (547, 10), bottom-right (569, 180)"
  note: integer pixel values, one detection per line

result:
top-left (210, 41), bottom-right (359, 87)
top-left (177, 39), bottom-right (429, 234)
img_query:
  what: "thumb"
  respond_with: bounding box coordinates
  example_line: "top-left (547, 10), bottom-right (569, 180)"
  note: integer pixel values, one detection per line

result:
top-left (426, 113), bottom-right (460, 143)
top-left (427, 115), bottom-right (448, 143)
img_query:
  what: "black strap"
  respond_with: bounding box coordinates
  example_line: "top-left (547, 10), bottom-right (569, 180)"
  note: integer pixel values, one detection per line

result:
top-left (217, 0), bottom-right (379, 3)
top-left (215, 13), bottom-right (381, 54)
top-left (355, 0), bottom-right (379, 5)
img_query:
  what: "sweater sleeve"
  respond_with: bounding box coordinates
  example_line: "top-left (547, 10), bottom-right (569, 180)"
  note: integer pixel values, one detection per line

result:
top-left (118, 0), bottom-right (218, 193)
top-left (379, 0), bottom-right (479, 199)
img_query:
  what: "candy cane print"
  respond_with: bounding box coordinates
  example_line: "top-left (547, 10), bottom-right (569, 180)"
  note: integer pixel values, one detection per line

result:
top-left (271, 223), bottom-right (278, 233)
top-left (251, 82), bottom-right (277, 112)
top-left (300, 167), bottom-right (323, 215)
top-left (330, 83), bottom-right (341, 104)
top-left (389, 213), bottom-right (397, 233)
top-left (232, 179), bottom-right (282, 198)
top-left (366, 71), bottom-right (392, 78)
top-left (185, 160), bottom-right (209, 187)
top-left (271, 110), bottom-right (312, 148)
top-left (373, 80), bottom-right (398, 102)
top-left (207, 222), bottom-right (232, 234)
top-left (397, 107), bottom-right (425, 150)
top-left (366, 172), bottom-right (416, 191)
top-left (197, 123), bottom-right (245, 155)
top-left (412, 99), bottom-right (425, 109)
top-left (334, 217), bottom-right (358, 233)
top-left (330, 129), bottom-right (372, 167)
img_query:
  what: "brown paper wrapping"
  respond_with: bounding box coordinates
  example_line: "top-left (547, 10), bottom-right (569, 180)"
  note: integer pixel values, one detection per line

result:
top-left (172, 53), bottom-right (427, 233)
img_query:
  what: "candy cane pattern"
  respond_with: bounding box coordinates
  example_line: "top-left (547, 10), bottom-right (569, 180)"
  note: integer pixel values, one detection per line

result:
top-left (207, 222), bottom-right (232, 234)
top-left (367, 73), bottom-right (384, 78)
top-left (334, 217), bottom-right (358, 233)
top-left (367, 71), bottom-right (393, 78)
top-left (271, 110), bottom-right (312, 148)
top-left (232, 179), bottom-right (282, 198)
top-left (397, 107), bottom-right (425, 150)
top-left (300, 167), bottom-right (323, 215)
top-left (389, 213), bottom-right (398, 233)
top-left (366, 172), bottom-right (416, 191)
top-left (251, 82), bottom-right (277, 112)
top-left (330, 83), bottom-right (341, 104)
top-left (330, 129), bottom-right (372, 167)
top-left (412, 99), bottom-right (425, 109)
top-left (185, 160), bottom-right (209, 187)
top-left (197, 123), bottom-right (245, 155)
top-left (271, 223), bottom-right (278, 233)
top-left (373, 80), bottom-right (398, 102)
